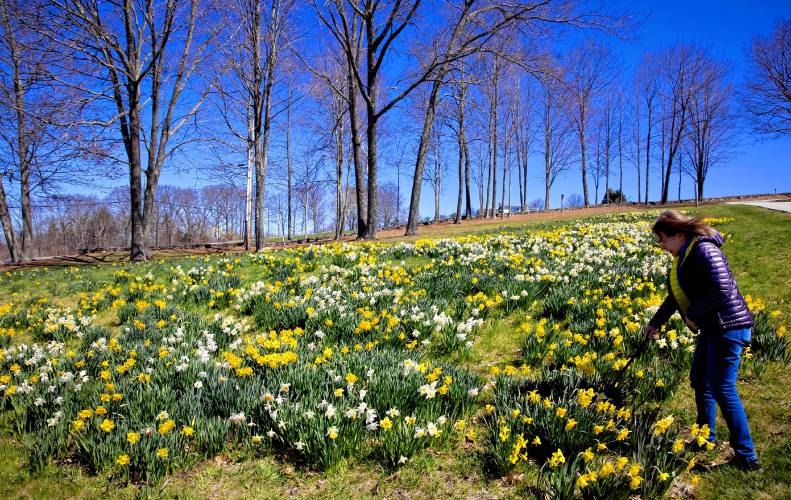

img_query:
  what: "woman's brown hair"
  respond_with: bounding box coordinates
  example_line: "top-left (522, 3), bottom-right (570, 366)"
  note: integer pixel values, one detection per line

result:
top-left (651, 210), bottom-right (718, 237)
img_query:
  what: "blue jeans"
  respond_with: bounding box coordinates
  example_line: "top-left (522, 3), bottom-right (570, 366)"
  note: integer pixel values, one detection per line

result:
top-left (690, 328), bottom-right (757, 461)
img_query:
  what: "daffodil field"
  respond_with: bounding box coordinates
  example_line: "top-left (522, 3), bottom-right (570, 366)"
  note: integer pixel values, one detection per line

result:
top-left (0, 212), bottom-right (788, 498)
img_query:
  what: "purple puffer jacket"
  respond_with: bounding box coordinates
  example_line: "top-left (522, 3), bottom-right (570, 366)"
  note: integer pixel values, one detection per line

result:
top-left (649, 231), bottom-right (754, 334)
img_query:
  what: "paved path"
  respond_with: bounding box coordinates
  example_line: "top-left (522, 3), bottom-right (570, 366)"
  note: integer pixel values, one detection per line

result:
top-left (726, 200), bottom-right (791, 214)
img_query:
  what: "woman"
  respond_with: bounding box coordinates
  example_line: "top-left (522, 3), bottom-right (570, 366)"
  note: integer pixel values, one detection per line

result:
top-left (645, 210), bottom-right (761, 472)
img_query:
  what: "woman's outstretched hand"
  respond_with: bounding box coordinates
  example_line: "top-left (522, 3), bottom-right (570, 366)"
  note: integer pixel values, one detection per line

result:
top-left (645, 325), bottom-right (659, 340)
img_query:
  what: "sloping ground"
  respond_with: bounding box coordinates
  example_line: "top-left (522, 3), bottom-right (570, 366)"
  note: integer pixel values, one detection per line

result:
top-left (0, 203), bottom-right (788, 499)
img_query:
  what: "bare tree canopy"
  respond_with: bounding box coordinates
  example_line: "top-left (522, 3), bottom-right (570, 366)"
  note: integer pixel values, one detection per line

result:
top-left (0, 0), bottom-right (101, 263)
top-left (539, 68), bottom-right (574, 210)
top-left (46, 0), bottom-right (216, 261)
top-left (562, 39), bottom-right (616, 207)
top-left (742, 19), bottom-right (791, 137)
top-left (685, 54), bottom-right (737, 200)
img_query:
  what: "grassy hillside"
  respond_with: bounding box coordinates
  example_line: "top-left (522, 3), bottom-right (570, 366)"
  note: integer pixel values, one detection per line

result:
top-left (0, 203), bottom-right (787, 499)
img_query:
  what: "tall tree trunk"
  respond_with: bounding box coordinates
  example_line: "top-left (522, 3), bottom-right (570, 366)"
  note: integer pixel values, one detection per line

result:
top-left (4, 4), bottom-right (32, 260)
top-left (507, 161), bottom-right (512, 217)
top-left (405, 79), bottom-right (442, 234)
top-left (335, 112), bottom-right (344, 239)
top-left (604, 108), bottom-right (610, 201)
top-left (659, 111), bottom-right (666, 201)
top-left (245, 106), bottom-right (253, 250)
top-left (618, 108), bottom-right (623, 199)
top-left (594, 141), bottom-right (600, 205)
top-left (661, 107), bottom-right (686, 204)
top-left (19, 160), bottom-right (32, 258)
top-left (517, 142), bottom-right (524, 210)
top-left (0, 175), bottom-right (20, 262)
top-left (514, 117), bottom-right (527, 212)
top-left (478, 164), bottom-right (485, 217)
top-left (500, 136), bottom-right (507, 215)
top-left (404, 8), bottom-right (470, 233)
top-left (522, 126), bottom-right (528, 211)
top-left (490, 74), bottom-right (499, 218)
top-left (434, 151), bottom-right (441, 222)
top-left (635, 99), bottom-right (641, 204)
top-left (456, 83), bottom-right (470, 223)
top-left (303, 190), bottom-right (308, 241)
top-left (544, 94), bottom-right (551, 210)
top-left (464, 137), bottom-right (472, 219)
top-left (126, 83), bottom-right (146, 262)
top-left (363, 62), bottom-right (378, 239)
top-left (454, 80), bottom-right (468, 224)
top-left (677, 155), bottom-right (682, 201)
top-left (645, 106), bottom-right (652, 204)
top-left (396, 156), bottom-right (400, 226)
top-left (346, 52), bottom-right (367, 238)
top-left (287, 88), bottom-right (293, 240)
top-left (579, 120), bottom-right (589, 207)
top-left (455, 128), bottom-right (464, 224)
top-left (484, 111), bottom-right (492, 218)
top-left (255, 38), bottom-right (277, 249)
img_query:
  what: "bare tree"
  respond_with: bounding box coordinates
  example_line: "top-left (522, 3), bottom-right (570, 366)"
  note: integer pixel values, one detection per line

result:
top-left (316, 0), bottom-right (426, 239)
top-left (247, 0), bottom-right (291, 249)
top-left (0, 168), bottom-right (14, 260)
top-left (404, 3), bottom-right (560, 233)
top-left (446, 67), bottom-right (473, 223)
top-left (318, 1), bottom-right (594, 237)
top-left (297, 45), bottom-right (358, 240)
top-left (284, 71), bottom-right (296, 241)
top-left (309, 3), bottom-right (368, 237)
top-left (501, 78), bottom-right (518, 216)
top-left (540, 73), bottom-right (574, 210)
top-left (657, 45), bottom-right (706, 204)
top-left (626, 83), bottom-right (641, 203)
top-left (742, 19), bottom-right (791, 137)
top-left (635, 54), bottom-right (659, 204)
top-left (590, 118), bottom-right (605, 203)
top-left (564, 192), bottom-right (584, 208)
top-left (685, 56), bottom-right (737, 201)
top-left (564, 40), bottom-right (615, 207)
top-left (294, 151), bottom-right (323, 241)
top-left (330, 79), bottom-right (347, 239)
top-left (424, 127), bottom-right (447, 223)
top-left (513, 77), bottom-right (533, 214)
top-left (528, 197), bottom-right (544, 211)
top-left (202, 185), bottom-right (243, 240)
top-left (50, 0), bottom-right (216, 261)
top-left (480, 51), bottom-right (505, 219)
top-left (616, 91), bottom-right (624, 199)
top-left (378, 182), bottom-right (401, 228)
top-left (471, 140), bottom-right (487, 216)
top-left (0, 0), bottom-right (95, 262)
top-left (600, 93), bottom-right (615, 202)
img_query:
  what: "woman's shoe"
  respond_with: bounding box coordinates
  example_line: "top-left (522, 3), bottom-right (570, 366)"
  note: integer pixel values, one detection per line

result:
top-left (724, 456), bottom-right (763, 473)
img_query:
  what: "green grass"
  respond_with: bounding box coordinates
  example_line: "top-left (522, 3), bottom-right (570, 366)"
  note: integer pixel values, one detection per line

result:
top-left (0, 202), bottom-right (789, 499)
